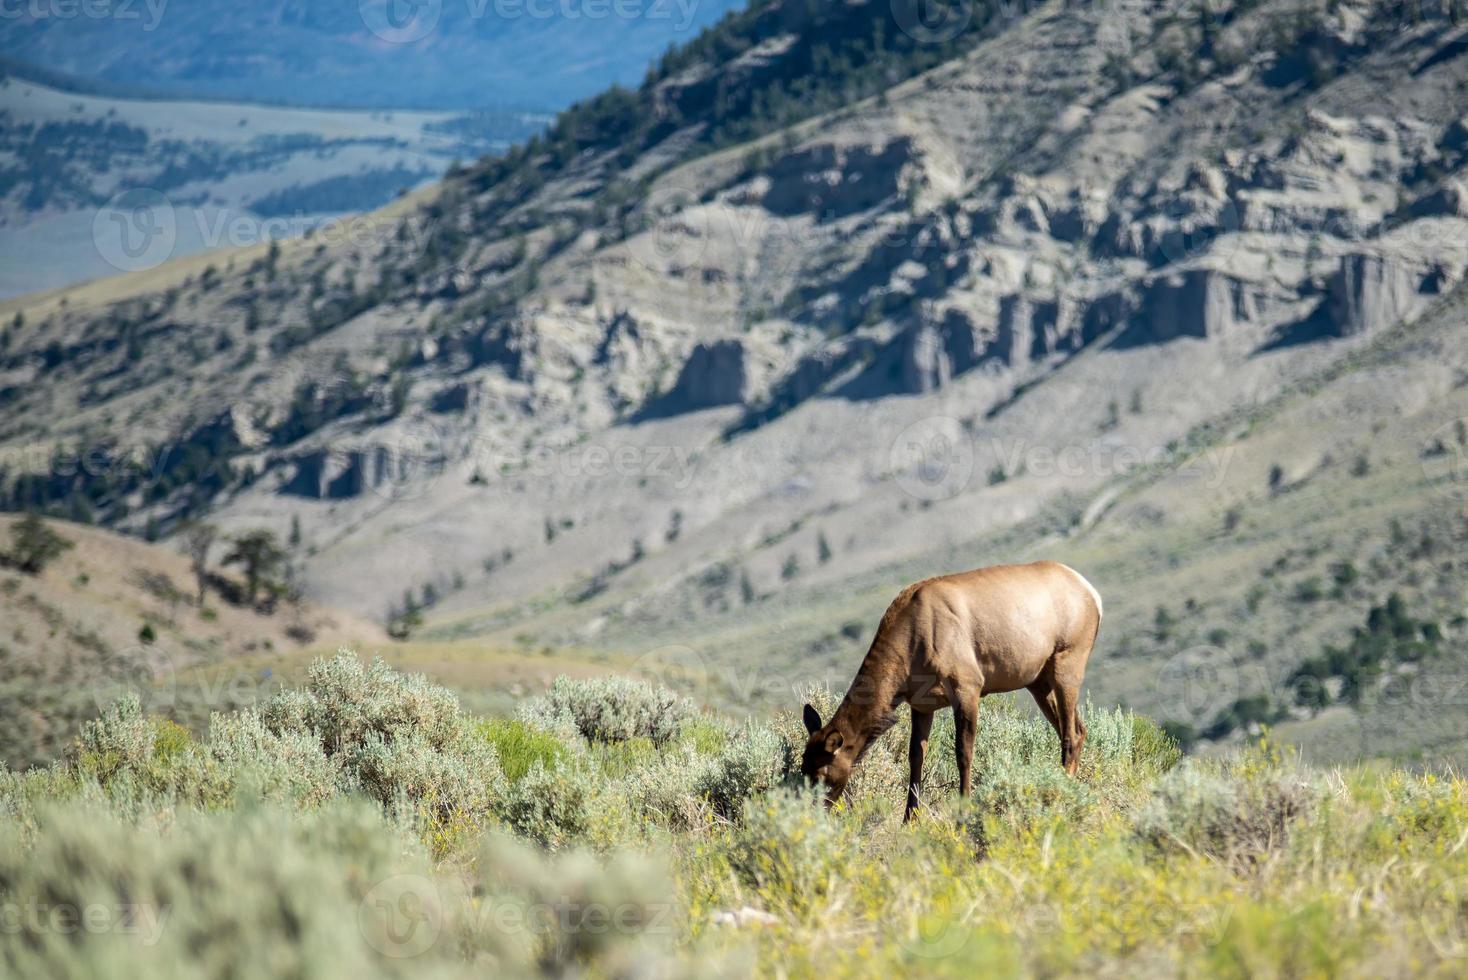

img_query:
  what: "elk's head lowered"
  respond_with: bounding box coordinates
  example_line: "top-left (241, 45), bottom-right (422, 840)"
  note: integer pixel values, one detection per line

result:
top-left (800, 703), bottom-right (855, 805)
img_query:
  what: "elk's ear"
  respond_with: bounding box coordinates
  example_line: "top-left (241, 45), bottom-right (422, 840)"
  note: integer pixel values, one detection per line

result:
top-left (803, 703), bottom-right (822, 734)
top-left (824, 730), bottom-right (845, 753)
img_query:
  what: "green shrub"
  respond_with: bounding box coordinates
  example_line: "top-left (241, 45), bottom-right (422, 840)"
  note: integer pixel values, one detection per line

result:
top-left (5, 512), bottom-right (73, 574)
top-left (681, 717), bottom-right (728, 756)
top-left (475, 717), bottom-right (566, 782)
top-left (150, 719), bottom-right (193, 764)
top-left (519, 676), bottom-right (696, 746)
top-left (1130, 715), bottom-right (1183, 775)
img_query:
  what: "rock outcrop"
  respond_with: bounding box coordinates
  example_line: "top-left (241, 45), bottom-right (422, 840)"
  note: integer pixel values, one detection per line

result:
top-left (996, 295), bottom-right (1056, 368)
top-left (1140, 269), bottom-right (1256, 342)
top-left (669, 340), bottom-right (749, 408)
top-left (1327, 252), bottom-right (1426, 337)
top-left (280, 443), bottom-right (440, 500)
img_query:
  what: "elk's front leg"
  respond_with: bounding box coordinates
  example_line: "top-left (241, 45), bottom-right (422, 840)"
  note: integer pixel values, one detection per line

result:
top-left (905, 710), bottom-right (934, 823)
top-left (949, 686), bottom-right (980, 797)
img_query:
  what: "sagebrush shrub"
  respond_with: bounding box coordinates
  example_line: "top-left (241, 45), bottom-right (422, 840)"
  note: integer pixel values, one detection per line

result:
top-left (959, 757), bottom-right (1097, 853)
top-left (68, 694), bottom-right (158, 789)
top-left (262, 654), bottom-right (461, 754)
top-left (520, 676), bottom-right (696, 746)
top-left (622, 750), bottom-right (705, 828)
top-left (178, 709), bottom-right (342, 809)
top-left (498, 760), bottom-right (594, 849)
top-left (470, 834), bottom-right (676, 972)
top-left (1135, 761), bottom-right (1317, 869)
top-left (59, 655), bottom-right (507, 839)
top-left (0, 800), bottom-right (444, 979)
top-left (726, 787), bottom-right (856, 916)
top-left (349, 726), bottom-right (505, 825)
top-left (694, 721), bottom-right (791, 820)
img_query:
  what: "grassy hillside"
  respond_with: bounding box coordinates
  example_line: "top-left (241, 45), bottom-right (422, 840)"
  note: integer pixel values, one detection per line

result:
top-left (0, 514), bottom-right (388, 768)
top-left (2, 654), bottom-right (1465, 977)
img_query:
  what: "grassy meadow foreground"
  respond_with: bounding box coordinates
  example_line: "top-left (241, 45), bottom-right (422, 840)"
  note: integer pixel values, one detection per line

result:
top-left (2, 654), bottom-right (1466, 978)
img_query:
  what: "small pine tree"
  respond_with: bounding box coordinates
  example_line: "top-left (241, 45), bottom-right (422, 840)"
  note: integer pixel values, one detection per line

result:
top-left (181, 522), bottom-right (218, 606)
top-left (1224, 506), bottom-right (1243, 533)
top-left (816, 531), bottom-right (832, 565)
top-left (740, 569), bottom-right (756, 604)
top-left (6, 512), bottom-right (73, 575)
top-left (222, 529), bottom-right (288, 607)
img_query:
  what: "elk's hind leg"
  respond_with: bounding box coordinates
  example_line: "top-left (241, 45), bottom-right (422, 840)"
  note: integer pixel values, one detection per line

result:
top-left (1027, 679), bottom-right (1062, 740)
top-left (1045, 648), bottom-right (1090, 776)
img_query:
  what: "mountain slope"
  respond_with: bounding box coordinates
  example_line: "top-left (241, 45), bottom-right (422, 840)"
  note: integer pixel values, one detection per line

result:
top-left (3, 0), bottom-right (1468, 762)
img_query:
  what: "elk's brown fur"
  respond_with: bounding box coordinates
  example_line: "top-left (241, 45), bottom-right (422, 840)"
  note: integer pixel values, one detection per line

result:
top-left (800, 560), bottom-right (1102, 821)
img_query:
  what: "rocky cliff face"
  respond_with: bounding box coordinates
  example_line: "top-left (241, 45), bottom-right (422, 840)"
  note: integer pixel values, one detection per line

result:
top-left (3, 0), bottom-right (1467, 634)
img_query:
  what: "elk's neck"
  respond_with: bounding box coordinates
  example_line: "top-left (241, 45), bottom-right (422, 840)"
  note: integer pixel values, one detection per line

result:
top-left (833, 646), bottom-right (905, 757)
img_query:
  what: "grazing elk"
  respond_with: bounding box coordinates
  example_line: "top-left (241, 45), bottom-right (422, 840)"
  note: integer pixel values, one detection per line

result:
top-left (799, 560), bottom-right (1103, 821)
